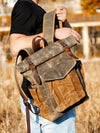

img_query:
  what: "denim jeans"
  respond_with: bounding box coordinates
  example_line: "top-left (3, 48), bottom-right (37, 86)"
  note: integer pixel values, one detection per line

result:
top-left (20, 96), bottom-right (76, 133)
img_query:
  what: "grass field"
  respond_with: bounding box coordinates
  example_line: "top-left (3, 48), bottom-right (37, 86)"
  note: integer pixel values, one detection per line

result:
top-left (0, 59), bottom-right (100, 133)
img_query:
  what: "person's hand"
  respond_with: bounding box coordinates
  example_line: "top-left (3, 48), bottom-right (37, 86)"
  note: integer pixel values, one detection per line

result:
top-left (56, 6), bottom-right (67, 22)
top-left (55, 28), bottom-right (81, 42)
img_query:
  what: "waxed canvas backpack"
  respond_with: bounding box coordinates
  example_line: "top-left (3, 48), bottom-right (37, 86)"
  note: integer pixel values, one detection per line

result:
top-left (15, 10), bottom-right (89, 127)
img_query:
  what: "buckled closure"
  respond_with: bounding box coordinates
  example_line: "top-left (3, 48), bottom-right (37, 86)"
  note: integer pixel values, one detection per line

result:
top-left (25, 57), bottom-right (41, 85)
top-left (23, 99), bottom-right (29, 106)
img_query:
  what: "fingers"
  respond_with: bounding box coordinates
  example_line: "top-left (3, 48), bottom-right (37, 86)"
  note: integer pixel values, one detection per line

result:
top-left (55, 28), bottom-right (81, 42)
top-left (71, 33), bottom-right (81, 42)
top-left (56, 6), bottom-right (66, 12)
top-left (66, 28), bottom-right (81, 42)
top-left (56, 6), bottom-right (67, 22)
top-left (61, 28), bottom-right (81, 42)
top-left (71, 29), bottom-right (81, 42)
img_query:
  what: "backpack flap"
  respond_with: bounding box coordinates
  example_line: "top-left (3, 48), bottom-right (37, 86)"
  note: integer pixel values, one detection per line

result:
top-left (37, 52), bottom-right (76, 81)
top-left (16, 41), bottom-right (64, 73)
top-left (16, 40), bottom-right (76, 84)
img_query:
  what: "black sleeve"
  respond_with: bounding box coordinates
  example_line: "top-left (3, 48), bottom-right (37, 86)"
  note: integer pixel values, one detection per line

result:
top-left (10, 1), bottom-right (37, 35)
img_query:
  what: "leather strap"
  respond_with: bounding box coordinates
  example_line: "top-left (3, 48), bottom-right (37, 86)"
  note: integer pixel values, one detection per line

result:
top-left (58, 40), bottom-right (78, 60)
top-left (15, 38), bottom-right (47, 133)
top-left (25, 57), bottom-right (41, 85)
top-left (24, 100), bottom-right (31, 133)
top-left (32, 36), bottom-right (48, 53)
top-left (15, 48), bottom-right (38, 133)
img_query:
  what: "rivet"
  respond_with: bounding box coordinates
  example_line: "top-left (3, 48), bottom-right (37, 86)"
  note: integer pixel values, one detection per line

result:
top-left (60, 72), bottom-right (64, 76)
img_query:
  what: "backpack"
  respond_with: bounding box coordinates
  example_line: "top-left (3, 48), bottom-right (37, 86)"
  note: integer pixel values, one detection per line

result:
top-left (15, 10), bottom-right (89, 133)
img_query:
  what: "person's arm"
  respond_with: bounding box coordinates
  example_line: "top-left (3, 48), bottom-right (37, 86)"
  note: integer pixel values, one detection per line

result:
top-left (10, 33), bottom-right (43, 57)
top-left (10, 26), bottom-right (81, 57)
top-left (10, 1), bottom-right (44, 57)
top-left (10, 5), bottom-right (81, 57)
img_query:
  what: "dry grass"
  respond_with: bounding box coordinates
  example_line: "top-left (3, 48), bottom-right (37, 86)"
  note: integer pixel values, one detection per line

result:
top-left (0, 60), bottom-right (26, 133)
top-left (0, 59), bottom-right (100, 133)
top-left (76, 61), bottom-right (100, 133)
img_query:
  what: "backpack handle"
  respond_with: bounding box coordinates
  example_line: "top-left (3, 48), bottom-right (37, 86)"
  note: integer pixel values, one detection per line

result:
top-left (32, 36), bottom-right (48, 53)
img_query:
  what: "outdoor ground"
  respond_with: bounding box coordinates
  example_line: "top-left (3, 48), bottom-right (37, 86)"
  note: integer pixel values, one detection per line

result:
top-left (0, 59), bottom-right (100, 133)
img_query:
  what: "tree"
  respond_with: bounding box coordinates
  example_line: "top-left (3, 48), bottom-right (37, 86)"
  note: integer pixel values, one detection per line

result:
top-left (81, 0), bottom-right (100, 14)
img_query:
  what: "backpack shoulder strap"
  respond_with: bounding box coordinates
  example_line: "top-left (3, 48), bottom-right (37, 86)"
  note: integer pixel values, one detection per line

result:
top-left (43, 10), bottom-right (56, 44)
top-left (15, 48), bottom-right (33, 100)
top-left (43, 10), bottom-right (77, 49)
top-left (15, 48), bottom-right (33, 133)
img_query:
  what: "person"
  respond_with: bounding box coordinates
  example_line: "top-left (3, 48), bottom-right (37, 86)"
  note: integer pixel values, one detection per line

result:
top-left (10, 0), bottom-right (81, 133)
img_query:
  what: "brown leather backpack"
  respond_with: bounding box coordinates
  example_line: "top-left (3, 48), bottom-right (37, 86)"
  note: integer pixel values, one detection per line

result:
top-left (15, 11), bottom-right (89, 133)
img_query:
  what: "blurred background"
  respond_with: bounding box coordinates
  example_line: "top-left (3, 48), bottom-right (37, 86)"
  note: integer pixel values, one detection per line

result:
top-left (0, 0), bottom-right (100, 133)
